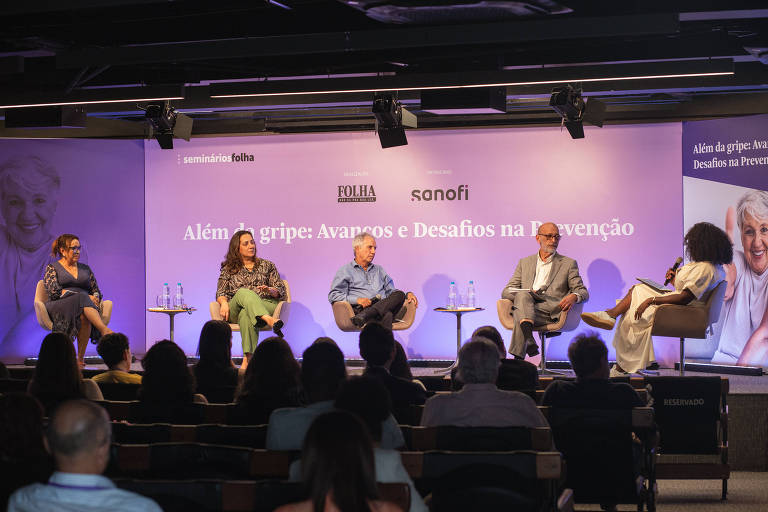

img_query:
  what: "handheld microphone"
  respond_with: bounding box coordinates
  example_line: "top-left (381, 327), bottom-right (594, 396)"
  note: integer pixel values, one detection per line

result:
top-left (664, 257), bottom-right (683, 285)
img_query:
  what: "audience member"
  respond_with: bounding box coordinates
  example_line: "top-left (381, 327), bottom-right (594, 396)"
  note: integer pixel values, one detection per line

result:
top-left (0, 393), bottom-right (53, 509)
top-left (92, 333), bottom-right (141, 384)
top-left (451, 326), bottom-right (538, 398)
top-left (28, 332), bottom-right (103, 414)
top-left (335, 377), bottom-right (427, 512)
top-left (542, 332), bottom-right (644, 408)
top-left (312, 336), bottom-right (337, 345)
top-left (275, 410), bottom-right (403, 512)
top-left (194, 320), bottom-right (238, 402)
top-left (389, 340), bottom-right (415, 381)
top-left (422, 338), bottom-right (548, 428)
top-left (136, 340), bottom-right (207, 423)
top-left (360, 322), bottom-right (426, 424)
top-left (267, 341), bottom-right (404, 450)
top-left (8, 399), bottom-right (161, 512)
top-left (231, 336), bottom-right (302, 424)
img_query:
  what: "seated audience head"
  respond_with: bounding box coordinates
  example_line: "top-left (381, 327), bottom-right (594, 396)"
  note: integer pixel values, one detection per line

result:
top-left (568, 332), bottom-right (609, 380)
top-left (29, 332), bottom-right (83, 410)
top-left (238, 336), bottom-right (300, 399)
top-left (140, 340), bottom-right (196, 403)
top-left (389, 340), bottom-right (414, 380)
top-left (196, 320), bottom-right (233, 368)
top-left (301, 341), bottom-right (347, 403)
top-left (684, 221), bottom-right (733, 265)
top-left (456, 338), bottom-right (500, 385)
top-left (46, 399), bottom-right (112, 474)
top-left (301, 410), bottom-right (379, 512)
top-left (359, 322), bottom-right (395, 368)
top-left (0, 393), bottom-right (47, 460)
top-left (471, 325), bottom-right (506, 358)
top-left (312, 336), bottom-right (337, 346)
top-left (96, 332), bottom-right (131, 370)
top-left (334, 376), bottom-right (391, 443)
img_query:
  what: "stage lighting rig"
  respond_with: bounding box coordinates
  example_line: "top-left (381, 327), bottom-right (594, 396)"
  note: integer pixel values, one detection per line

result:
top-left (143, 101), bottom-right (193, 149)
top-left (372, 93), bottom-right (416, 149)
top-left (549, 85), bottom-right (606, 139)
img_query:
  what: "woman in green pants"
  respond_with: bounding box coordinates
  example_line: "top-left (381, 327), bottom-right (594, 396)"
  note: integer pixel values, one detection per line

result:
top-left (216, 230), bottom-right (286, 370)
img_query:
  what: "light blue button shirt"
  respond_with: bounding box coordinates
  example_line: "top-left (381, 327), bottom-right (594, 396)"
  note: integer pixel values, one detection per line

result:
top-left (328, 261), bottom-right (396, 304)
top-left (8, 472), bottom-right (162, 512)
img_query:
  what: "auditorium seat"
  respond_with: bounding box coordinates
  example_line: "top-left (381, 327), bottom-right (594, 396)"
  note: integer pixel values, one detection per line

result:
top-left (406, 425), bottom-right (553, 452)
top-left (331, 299), bottom-right (416, 332)
top-left (33, 280), bottom-right (112, 332)
top-left (97, 382), bottom-right (141, 401)
top-left (0, 378), bottom-right (29, 393)
top-left (496, 299), bottom-right (583, 374)
top-left (646, 376), bottom-right (729, 500)
top-left (547, 406), bottom-right (657, 511)
top-left (209, 279), bottom-right (291, 340)
top-left (108, 444), bottom-right (295, 480)
top-left (97, 400), bottom-right (236, 424)
top-left (114, 479), bottom-right (410, 512)
top-left (402, 450), bottom-right (570, 512)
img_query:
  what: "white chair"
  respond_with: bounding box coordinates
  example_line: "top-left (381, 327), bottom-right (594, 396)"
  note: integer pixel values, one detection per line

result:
top-left (331, 300), bottom-right (416, 332)
top-left (209, 280), bottom-right (292, 336)
top-left (34, 280), bottom-right (113, 331)
top-left (497, 298), bottom-right (583, 374)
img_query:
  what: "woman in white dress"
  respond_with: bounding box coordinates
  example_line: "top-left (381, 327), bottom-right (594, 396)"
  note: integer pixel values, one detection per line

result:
top-left (581, 222), bottom-right (733, 375)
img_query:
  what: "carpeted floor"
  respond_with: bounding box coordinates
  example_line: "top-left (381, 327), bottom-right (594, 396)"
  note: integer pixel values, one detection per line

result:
top-left (573, 471), bottom-right (768, 511)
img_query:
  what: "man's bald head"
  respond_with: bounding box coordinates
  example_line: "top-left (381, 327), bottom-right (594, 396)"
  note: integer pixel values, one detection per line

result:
top-left (536, 221), bottom-right (561, 257)
top-left (47, 400), bottom-right (111, 459)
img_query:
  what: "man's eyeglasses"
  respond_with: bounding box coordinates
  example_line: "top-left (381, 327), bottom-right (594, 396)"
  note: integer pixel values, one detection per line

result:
top-left (538, 233), bottom-right (562, 241)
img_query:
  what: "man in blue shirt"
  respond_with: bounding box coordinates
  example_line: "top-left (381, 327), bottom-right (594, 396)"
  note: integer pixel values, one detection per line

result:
top-left (329, 232), bottom-right (418, 328)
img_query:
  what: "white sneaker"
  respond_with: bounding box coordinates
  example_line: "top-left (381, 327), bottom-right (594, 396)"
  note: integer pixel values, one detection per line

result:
top-left (609, 364), bottom-right (628, 378)
top-left (581, 310), bottom-right (616, 330)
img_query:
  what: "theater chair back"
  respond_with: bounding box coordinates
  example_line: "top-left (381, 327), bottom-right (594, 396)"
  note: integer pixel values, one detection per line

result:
top-left (645, 376), bottom-right (721, 454)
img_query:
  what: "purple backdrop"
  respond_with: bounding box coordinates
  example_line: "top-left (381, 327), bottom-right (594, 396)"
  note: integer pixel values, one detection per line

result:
top-left (0, 139), bottom-right (145, 363)
top-left (145, 123), bottom-right (683, 363)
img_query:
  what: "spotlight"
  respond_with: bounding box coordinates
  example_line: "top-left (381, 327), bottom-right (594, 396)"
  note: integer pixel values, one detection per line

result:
top-left (549, 85), bottom-right (606, 139)
top-left (144, 102), bottom-right (193, 149)
top-left (372, 93), bottom-right (416, 149)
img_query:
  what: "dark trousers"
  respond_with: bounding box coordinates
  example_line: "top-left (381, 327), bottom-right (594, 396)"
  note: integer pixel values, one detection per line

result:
top-left (352, 290), bottom-right (406, 327)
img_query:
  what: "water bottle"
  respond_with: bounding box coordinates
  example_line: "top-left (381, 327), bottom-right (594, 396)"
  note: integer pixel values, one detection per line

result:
top-left (448, 281), bottom-right (457, 308)
top-left (162, 283), bottom-right (171, 309)
top-left (174, 282), bottom-right (184, 309)
top-left (467, 280), bottom-right (476, 308)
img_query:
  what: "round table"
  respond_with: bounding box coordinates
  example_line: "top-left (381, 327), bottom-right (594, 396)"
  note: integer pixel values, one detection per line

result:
top-left (147, 307), bottom-right (196, 342)
top-left (433, 307), bottom-right (484, 374)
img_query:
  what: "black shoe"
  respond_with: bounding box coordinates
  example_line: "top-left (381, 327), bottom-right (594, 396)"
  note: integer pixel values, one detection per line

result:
top-left (351, 313), bottom-right (367, 328)
top-left (525, 337), bottom-right (539, 357)
top-left (646, 362), bottom-right (660, 370)
top-left (272, 320), bottom-right (284, 338)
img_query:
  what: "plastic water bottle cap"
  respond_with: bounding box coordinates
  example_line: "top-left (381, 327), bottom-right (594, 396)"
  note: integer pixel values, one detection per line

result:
top-left (163, 283), bottom-right (168, 285)
top-left (450, 281), bottom-right (455, 284)
top-left (469, 280), bottom-right (474, 284)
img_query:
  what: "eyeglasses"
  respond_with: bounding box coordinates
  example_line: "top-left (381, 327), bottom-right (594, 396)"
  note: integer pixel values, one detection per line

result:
top-left (538, 233), bottom-right (562, 241)
top-left (69, 246), bottom-right (81, 252)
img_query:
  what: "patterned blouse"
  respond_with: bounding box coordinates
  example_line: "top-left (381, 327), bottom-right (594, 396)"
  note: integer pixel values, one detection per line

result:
top-left (216, 258), bottom-right (286, 302)
top-left (43, 262), bottom-right (101, 301)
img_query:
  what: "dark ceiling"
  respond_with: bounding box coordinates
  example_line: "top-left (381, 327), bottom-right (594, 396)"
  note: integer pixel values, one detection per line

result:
top-left (2, 0), bottom-right (768, 139)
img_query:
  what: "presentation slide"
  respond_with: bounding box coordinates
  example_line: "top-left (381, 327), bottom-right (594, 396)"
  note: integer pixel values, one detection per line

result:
top-left (146, 124), bottom-right (683, 361)
top-left (683, 114), bottom-right (768, 367)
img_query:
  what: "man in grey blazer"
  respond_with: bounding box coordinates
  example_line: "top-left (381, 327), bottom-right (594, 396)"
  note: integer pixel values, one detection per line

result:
top-left (501, 222), bottom-right (589, 359)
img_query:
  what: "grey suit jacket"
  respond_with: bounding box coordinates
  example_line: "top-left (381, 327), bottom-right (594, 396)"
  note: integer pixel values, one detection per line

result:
top-left (501, 252), bottom-right (589, 303)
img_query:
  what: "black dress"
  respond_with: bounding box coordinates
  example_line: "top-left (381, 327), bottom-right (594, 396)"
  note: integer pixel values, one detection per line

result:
top-left (43, 261), bottom-right (103, 342)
